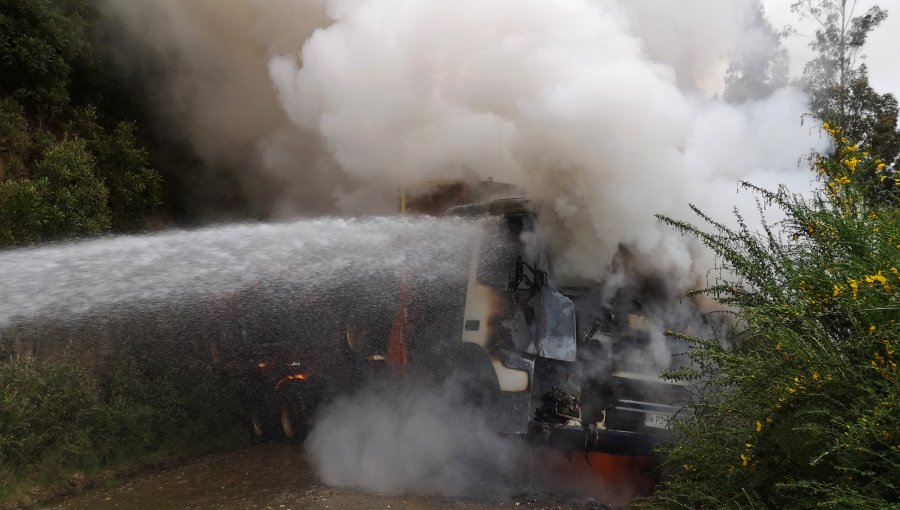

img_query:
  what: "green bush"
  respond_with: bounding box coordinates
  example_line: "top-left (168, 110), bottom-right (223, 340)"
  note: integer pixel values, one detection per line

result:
top-left (0, 352), bottom-right (250, 503)
top-left (642, 130), bottom-right (899, 508)
top-left (0, 0), bottom-right (164, 248)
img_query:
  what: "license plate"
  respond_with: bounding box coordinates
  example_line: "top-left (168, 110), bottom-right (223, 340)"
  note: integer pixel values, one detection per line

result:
top-left (644, 412), bottom-right (669, 429)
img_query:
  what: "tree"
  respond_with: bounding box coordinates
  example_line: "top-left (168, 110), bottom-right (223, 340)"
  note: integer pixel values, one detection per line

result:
top-left (0, 98), bottom-right (29, 180)
top-left (794, 0), bottom-right (899, 167)
top-left (0, 178), bottom-right (48, 246)
top-left (0, 0), bottom-right (91, 120)
top-left (724, 6), bottom-right (790, 103)
top-left (0, 1), bottom-right (163, 246)
top-left (68, 107), bottom-right (161, 231)
top-left (0, 138), bottom-right (111, 246)
top-left (34, 138), bottom-right (111, 239)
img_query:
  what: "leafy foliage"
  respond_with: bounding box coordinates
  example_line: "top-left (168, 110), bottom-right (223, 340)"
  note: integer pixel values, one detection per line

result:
top-left (69, 107), bottom-right (162, 231)
top-left (642, 128), bottom-right (899, 508)
top-left (0, 1), bottom-right (162, 247)
top-left (0, 354), bottom-right (250, 503)
top-left (0, 0), bottom-right (91, 119)
top-left (35, 138), bottom-right (111, 238)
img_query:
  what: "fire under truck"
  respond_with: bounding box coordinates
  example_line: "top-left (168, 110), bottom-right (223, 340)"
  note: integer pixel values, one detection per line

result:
top-left (247, 180), bottom-right (694, 456)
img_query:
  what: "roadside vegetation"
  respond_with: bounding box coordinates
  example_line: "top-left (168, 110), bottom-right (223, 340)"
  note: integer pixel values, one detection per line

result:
top-left (0, 352), bottom-right (250, 507)
top-left (0, 2), bottom-right (256, 506)
top-left (643, 1), bottom-right (900, 508)
top-left (0, 0), bottom-right (162, 246)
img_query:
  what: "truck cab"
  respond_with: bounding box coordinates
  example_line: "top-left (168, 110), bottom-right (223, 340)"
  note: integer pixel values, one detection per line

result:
top-left (443, 192), bottom-right (692, 455)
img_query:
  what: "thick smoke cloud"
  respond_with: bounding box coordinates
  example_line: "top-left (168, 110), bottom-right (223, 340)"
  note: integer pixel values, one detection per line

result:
top-left (99, 0), bottom-right (346, 216)
top-left (100, 0), bottom-right (829, 285)
top-left (267, 0), bottom-right (828, 285)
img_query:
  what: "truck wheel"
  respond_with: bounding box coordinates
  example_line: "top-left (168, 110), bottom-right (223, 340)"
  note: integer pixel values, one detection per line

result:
top-left (251, 411), bottom-right (267, 439)
top-left (280, 401), bottom-right (298, 440)
top-left (280, 398), bottom-right (313, 441)
top-left (249, 399), bottom-right (277, 441)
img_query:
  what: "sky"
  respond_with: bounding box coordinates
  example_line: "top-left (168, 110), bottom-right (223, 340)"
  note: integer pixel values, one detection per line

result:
top-left (763, 0), bottom-right (900, 100)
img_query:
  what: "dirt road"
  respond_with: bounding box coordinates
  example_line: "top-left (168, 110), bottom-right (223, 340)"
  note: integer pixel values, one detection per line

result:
top-left (43, 443), bottom-right (623, 510)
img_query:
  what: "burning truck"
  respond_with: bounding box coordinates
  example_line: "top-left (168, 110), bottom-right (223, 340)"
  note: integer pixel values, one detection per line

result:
top-left (248, 180), bottom-right (694, 456)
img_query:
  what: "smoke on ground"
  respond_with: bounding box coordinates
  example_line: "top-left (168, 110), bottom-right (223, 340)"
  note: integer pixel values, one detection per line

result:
top-left (306, 379), bottom-right (524, 498)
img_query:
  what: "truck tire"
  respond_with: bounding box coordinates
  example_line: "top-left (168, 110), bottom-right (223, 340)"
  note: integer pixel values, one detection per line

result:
top-left (250, 409), bottom-right (268, 440)
top-left (248, 388), bottom-right (276, 441)
top-left (279, 395), bottom-right (315, 441)
top-left (280, 400), bottom-right (299, 440)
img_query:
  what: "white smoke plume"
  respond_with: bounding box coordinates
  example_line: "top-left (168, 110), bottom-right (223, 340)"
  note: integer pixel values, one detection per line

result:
top-left (306, 380), bottom-right (524, 498)
top-left (264, 0), bottom-right (828, 285)
top-left (100, 1), bottom-right (829, 284)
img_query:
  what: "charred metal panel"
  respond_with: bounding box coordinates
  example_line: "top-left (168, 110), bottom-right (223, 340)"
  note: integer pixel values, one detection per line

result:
top-left (535, 288), bottom-right (577, 362)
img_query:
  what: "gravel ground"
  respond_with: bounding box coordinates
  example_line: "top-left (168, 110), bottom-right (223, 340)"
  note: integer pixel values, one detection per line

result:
top-left (42, 442), bottom-right (632, 510)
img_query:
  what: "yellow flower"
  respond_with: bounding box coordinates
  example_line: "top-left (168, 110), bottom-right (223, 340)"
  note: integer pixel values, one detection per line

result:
top-left (741, 453), bottom-right (749, 467)
top-left (756, 421), bottom-right (763, 433)
top-left (870, 325), bottom-right (877, 335)
top-left (876, 162), bottom-right (886, 172)
top-left (833, 284), bottom-right (843, 297)
top-left (848, 279), bottom-right (859, 299)
top-left (835, 175), bottom-right (851, 185)
top-left (812, 371), bottom-right (820, 382)
top-left (865, 272), bottom-right (892, 292)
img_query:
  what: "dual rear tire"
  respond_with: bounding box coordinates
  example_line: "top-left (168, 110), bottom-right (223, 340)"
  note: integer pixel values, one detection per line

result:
top-left (249, 393), bottom-right (312, 441)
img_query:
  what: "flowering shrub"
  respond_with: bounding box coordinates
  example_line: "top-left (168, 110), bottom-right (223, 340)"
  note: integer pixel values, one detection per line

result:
top-left (642, 128), bottom-right (899, 509)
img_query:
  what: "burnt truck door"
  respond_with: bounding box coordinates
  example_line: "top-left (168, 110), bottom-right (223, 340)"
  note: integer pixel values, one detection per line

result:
top-left (457, 203), bottom-right (577, 390)
top-left (459, 213), bottom-right (532, 395)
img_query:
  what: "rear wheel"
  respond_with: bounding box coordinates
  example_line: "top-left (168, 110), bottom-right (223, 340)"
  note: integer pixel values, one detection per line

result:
top-left (280, 401), bottom-right (298, 440)
top-left (279, 394), bottom-right (317, 441)
top-left (248, 388), bottom-right (276, 441)
top-left (250, 410), bottom-right (267, 439)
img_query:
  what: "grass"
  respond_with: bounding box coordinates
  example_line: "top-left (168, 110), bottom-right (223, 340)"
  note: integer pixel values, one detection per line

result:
top-left (0, 352), bottom-right (253, 508)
